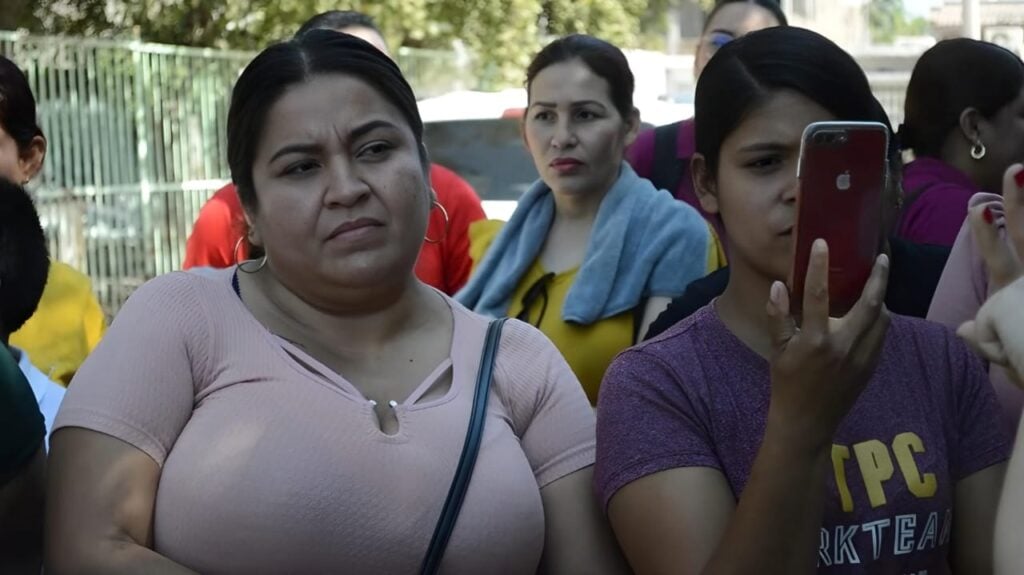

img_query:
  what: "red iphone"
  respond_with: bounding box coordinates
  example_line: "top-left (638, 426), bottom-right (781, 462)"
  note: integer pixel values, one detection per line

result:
top-left (789, 121), bottom-right (889, 317)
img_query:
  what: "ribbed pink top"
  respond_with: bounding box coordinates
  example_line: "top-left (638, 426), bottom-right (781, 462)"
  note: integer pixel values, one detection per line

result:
top-left (55, 268), bottom-right (596, 574)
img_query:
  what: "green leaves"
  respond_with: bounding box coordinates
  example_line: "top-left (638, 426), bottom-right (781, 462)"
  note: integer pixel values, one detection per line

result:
top-left (11, 0), bottom-right (666, 90)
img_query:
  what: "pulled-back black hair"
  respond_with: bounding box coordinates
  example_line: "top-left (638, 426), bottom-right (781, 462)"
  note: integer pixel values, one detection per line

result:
top-left (695, 26), bottom-right (894, 176)
top-left (0, 55), bottom-right (44, 154)
top-left (703, 0), bottom-right (788, 33)
top-left (0, 178), bottom-right (49, 339)
top-left (226, 30), bottom-right (425, 211)
top-left (526, 34), bottom-right (635, 120)
top-left (900, 38), bottom-right (1024, 157)
top-left (295, 10), bottom-right (381, 39)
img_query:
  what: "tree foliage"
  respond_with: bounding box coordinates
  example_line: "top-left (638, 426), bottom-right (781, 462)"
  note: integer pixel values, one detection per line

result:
top-left (868, 0), bottom-right (928, 44)
top-left (9, 0), bottom-right (670, 87)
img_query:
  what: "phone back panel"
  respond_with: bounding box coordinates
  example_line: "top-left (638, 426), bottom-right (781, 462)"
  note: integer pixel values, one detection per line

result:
top-left (789, 122), bottom-right (889, 316)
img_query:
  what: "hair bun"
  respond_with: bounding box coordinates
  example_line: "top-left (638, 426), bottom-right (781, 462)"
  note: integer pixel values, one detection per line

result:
top-left (896, 123), bottom-right (914, 151)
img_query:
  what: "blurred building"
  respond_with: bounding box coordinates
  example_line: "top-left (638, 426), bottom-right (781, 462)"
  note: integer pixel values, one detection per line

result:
top-left (666, 0), bottom-right (872, 54)
top-left (931, 0), bottom-right (1024, 54)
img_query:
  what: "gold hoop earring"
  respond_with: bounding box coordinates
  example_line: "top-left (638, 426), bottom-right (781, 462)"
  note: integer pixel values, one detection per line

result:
top-left (971, 142), bottom-right (987, 160)
top-left (239, 255), bottom-right (268, 274)
top-left (234, 237), bottom-right (267, 273)
top-left (232, 237), bottom-right (246, 266)
top-left (424, 199), bottom-right (450, 244)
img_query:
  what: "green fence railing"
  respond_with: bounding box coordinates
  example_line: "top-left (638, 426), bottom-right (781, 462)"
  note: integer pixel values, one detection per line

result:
top-left (0, 32), bottom-right (475, 318)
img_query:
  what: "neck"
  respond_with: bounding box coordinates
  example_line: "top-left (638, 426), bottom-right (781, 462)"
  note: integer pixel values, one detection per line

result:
top-left (551, 187), bottom-right (606, 221)
top-left (716, 257), bottom-right (778, 359)
top-left (939, 141), bottom-right (988, 191)
top-left (250, 269), bottom-right (442, 354)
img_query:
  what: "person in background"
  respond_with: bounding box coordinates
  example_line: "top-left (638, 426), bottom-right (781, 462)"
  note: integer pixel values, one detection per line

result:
top-left (948, 165), bottom-right (1024, 575)
top-left (625, 0), bottom-right (787, 262)
top-left (46, 31), bottom-right (626, 574)
top-left (596, 27), bottom-right (1008, 574)
top-left (184, 10), bottom-right (486, 296)
top-left (458, 35), bottom-right (711, 405)
top-left (0, 179), bottom-right (65, 446)
top-left (895, 38), bottom-right (1024, 247)
top-left (0, 343), bottom-right (45, 574)
top-left (927, 166), bottom-right (1024, 436)
top-left (0, 55), bottom-right (107, 386)
top-left (644, 142), bottom-right (952, 339)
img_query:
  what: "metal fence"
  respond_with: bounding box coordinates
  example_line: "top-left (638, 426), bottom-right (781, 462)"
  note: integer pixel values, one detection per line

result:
top-left (0, 32), bottom-right (474, 319)
top-left (0, 31), bottom-right (912, 319)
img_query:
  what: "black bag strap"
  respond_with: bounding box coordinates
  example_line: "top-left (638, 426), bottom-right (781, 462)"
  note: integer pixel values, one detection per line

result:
top-left (420, 317), bottom-right (508, 575)
top-left (651, 121), bottom-right (685, 195)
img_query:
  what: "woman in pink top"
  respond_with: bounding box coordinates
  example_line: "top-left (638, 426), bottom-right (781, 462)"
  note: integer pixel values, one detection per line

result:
top-left (895, 39), bottom-right (1024, 247)
top-left (928, 176), bottom-right (1024, 436)
top-left (44, 31), bottom-right (626, 575)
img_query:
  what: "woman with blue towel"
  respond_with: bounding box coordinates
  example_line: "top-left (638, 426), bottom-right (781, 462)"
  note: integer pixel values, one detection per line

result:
top-left (458, 35), bottom-right (715, 404)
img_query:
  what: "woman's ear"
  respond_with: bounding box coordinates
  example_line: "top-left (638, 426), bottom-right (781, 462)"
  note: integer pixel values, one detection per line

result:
top-left (958, 107), bottom-right (983, 147)
top-left (624, 107), bottom-right (642, 148)
top-left (19, 135), bottom-right (46, 184)
top-left (242, 208), bottom-right (263, 248)
top-left (691, 153), bottom-right (720, 215)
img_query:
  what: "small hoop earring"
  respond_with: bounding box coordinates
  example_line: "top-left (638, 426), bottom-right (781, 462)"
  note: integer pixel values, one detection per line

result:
top-left (234, 237), bottom-right (267, 274)
top-left (424, 199), bottom-right (450, 244)
top-left (971, 142), bottom-right (987, 160)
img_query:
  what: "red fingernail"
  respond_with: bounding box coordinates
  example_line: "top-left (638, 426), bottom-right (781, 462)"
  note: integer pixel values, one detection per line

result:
top-left (983, 206), bottom-right (995, 224)
top-left (1015, 168), bottom-right (1024, 189)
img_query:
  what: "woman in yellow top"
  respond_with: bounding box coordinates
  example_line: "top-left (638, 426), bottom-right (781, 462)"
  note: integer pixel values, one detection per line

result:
top-left (458, 35), bottom-right (715, 404)
top-left (0, 54), bottom-right (107, 385)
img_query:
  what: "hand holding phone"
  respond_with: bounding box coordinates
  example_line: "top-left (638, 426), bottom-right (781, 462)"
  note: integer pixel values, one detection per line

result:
top-left (767, 239), bottom-right (891, 444)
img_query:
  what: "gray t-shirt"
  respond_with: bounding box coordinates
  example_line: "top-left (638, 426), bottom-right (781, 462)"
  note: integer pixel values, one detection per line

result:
top-left (596, 304), bottom-right (1009, 573)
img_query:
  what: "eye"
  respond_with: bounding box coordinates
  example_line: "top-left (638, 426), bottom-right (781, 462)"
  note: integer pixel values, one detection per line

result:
top-left (358, 141), bottom-right (393, 159)
top-left (746, 156), bottom-right (782, 171)
top-left (533, 110), bottom-right (554, 121)
top-left (283, 160), bottom-right (320, 176)
top-left (576, 109), bottom-right (599, 121)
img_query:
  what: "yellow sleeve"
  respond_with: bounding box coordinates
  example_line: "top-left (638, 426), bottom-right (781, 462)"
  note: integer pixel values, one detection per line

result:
top-left (467, 219), bottom-right (506, 273)
top-left (706, 222), bottom-right (727, 273)
top-left (81, 283), bottom-right (107, 354)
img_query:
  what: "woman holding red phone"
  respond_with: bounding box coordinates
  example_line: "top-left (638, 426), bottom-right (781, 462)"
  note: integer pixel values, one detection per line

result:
top-left (595, 27), bottom-right (1009, 574)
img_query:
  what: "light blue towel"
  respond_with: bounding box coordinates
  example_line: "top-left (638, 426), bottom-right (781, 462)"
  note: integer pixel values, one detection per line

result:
top-left (457, 162), bottom-right (710, 325)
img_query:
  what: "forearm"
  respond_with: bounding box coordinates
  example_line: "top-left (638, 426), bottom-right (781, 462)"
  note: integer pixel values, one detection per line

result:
top-left (995, 417), bottom-right (1024, 575)
top-left (703, 417), bottom-right (830, 575)
top-left (47, 538), bottom-right (198, 575)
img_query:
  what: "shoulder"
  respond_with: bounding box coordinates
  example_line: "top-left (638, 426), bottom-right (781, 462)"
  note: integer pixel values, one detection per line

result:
top-left (885, 314), bottom-right (973, 365)
top-left (49, 261), bottom-right (89, 285)
top-left (607, 306), bottom-right (717, 389)
top-left (468, 219), bottom-right (505, 263)
top-left (453, 301), bottom-right (560, 363)
top-left (48, 262), bottom-right (97, 300)
top-left (121, 269), bottom-right (231, 314)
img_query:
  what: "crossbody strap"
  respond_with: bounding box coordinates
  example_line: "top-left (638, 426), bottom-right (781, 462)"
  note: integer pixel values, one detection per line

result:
top-left (420, 317), bottom-right (509, 575)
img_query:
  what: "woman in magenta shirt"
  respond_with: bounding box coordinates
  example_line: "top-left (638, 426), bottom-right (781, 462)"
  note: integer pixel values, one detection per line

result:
top-left (896, 38), bottom-right (1024, 247)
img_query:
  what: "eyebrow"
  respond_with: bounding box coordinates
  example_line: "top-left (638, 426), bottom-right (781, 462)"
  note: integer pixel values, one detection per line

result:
top-left (268, 119), bottom-right (401, 163)
top-left (708, 29), bottom-right (736, 36)
top-left (735, 142), bottom-right (791, 154)
top-left (529, 100), bottom-right (608, 109)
